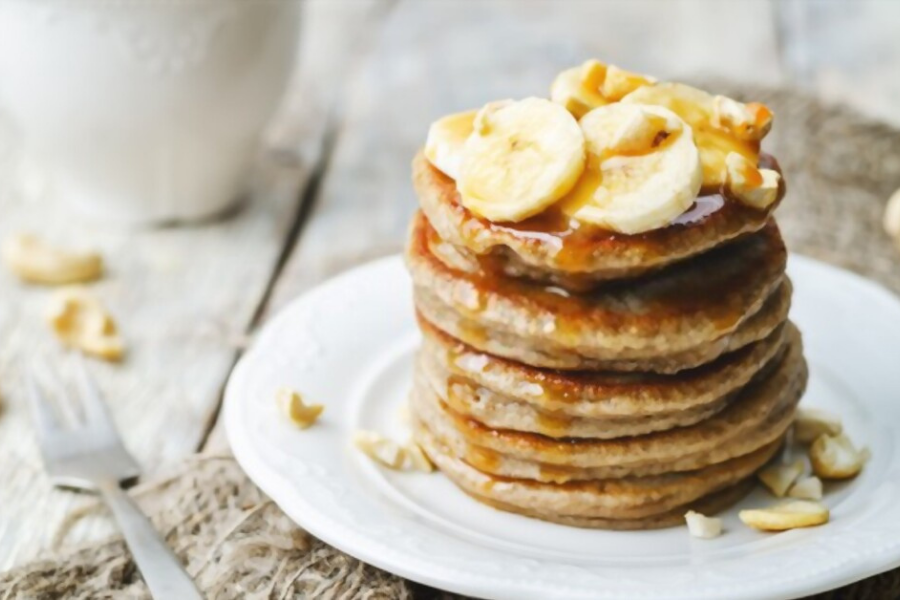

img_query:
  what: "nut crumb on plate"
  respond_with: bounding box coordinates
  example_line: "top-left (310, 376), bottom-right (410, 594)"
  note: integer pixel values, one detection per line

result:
top-left (787, 476), bottom-right (823, 500)
top-left (810, 433), bottom-right (865, 480)
top-left (277, 388), bottom-right (323, 429)
top-left (740, 500), bottom-right (830, 531)
top-left (684, 511), bottom-right (723, 539)
top-left (794, 408), bottom-right (842, 444)
top-left (758, 459), bottom-right (805, 497)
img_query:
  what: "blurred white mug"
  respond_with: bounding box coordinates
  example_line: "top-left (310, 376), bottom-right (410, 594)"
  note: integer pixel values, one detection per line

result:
top-left (0, 0), bottom-right (300, 224)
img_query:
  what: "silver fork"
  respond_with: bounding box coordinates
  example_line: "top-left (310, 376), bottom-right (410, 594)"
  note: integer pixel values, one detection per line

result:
top-left (26, 358), bottom-right (202, 599)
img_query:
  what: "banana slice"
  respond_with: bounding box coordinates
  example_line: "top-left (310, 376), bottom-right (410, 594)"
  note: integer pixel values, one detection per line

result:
top-left (550, 59), bottom-right (654, 119)
top-left (810, 433), bottom-right (865, 480)
top-left (424, 109), bottom-right (477, 179)
top-left (458, 98), bottom-right (585, 222)
top-left (740, 500), bottom-right (830, 531)
top-left (560, 103), bottom-right (701, 234)
top-left (622, 82), bottom-right (763, 187)
top-left (602, 65), bottom-right (656, 101)
top-left (550, 60), bottom-right (609, 119)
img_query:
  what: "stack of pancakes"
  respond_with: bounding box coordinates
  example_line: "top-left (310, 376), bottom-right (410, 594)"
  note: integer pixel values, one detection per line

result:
top-left (405, 150), bottom-right (807, 530)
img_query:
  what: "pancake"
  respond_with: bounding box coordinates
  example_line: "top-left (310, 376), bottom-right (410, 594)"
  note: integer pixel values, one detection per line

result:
top-left (413, 151), bottom-right (785, 289)
top-left (408, 211), bottom-right (790, 372)
top-left (419, 314), bottom-right (788, 419)
top-left (419, 349), bottom-right (732, 438)
top-left (415, 420), bottom-right (779, 523)
top-left (415, 281), bottom-right (790, 373)
top-left (409, 331), bottom-right (806, 478)
top-left (465, 480), bottom-right (757, 531)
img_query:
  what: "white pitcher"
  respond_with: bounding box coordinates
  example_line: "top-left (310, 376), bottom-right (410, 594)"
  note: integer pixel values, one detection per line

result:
top-left (0, 0), bottom-right (300, 225)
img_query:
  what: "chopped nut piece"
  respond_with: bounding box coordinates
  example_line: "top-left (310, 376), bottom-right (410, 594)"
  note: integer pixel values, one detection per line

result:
top-left (758, 459), bottom-right (805, 497)
top-left (884, 188), bottom-right (900, 244)
top-left (353, 430), bottom-right (407, 469)
top-left (725, 152), bottom-right (780, 209)
top-left (405, 442), bottom-right (435, 473)
top-left (794, 407), bottom-right (843, 444)
top-left (601, 65), bottom-right (655, 101)
top-left (787, 476), bottom-right (823, 500)
top-left (740, 500), bottom-right (829, 531)
top-left (684, 511), bottom-right (723, 539)
top-left (810, 433), bottom-right (865, 479)
top-left (277, 388), bottom-right (323, 429)
top-left (46, 288), bottom-right (124, 361)
top-left (711, 95), bottom-right (773, 141)
top-left (2, 234), bottom-right (103, 285)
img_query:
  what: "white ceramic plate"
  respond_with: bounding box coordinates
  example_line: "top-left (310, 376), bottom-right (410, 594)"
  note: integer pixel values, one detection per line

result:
top-left (225, 254), bottom-right (900, 600)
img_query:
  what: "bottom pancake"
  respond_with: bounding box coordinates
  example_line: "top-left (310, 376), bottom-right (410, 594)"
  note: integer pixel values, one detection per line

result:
top-left (465, 479), bottom-right (757, 531)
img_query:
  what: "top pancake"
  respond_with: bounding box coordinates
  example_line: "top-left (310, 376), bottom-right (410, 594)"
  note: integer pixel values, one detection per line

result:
top-left (413, 151), bottom-right (785, 290)
top-left (407, 211), bottom-right (788, 372)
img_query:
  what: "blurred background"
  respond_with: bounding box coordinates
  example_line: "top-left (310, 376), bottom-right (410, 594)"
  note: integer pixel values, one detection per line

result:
top-left (1, 0), bottom-right (899, 576)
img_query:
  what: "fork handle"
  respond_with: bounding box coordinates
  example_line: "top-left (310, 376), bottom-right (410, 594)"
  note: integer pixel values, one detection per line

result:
top-left (97, 479), bottom-right (203, 599)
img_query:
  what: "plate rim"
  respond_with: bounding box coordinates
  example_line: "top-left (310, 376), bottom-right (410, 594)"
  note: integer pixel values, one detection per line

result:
top-left (225, 252), bottom-right (900, 600)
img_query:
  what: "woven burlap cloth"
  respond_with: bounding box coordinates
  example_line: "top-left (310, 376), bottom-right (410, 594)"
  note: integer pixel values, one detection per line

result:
top-left (3, 85), bottom-right (900, 599)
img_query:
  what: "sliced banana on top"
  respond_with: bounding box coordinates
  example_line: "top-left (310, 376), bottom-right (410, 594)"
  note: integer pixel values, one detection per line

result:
top-left (621, 82), bottom-right (765, 187)
top-left (602, 65), bottom-right (657, 101)
top-left (458, 97), bottom-right (586, 223)
top-left (424, 109), bottom-right (478, 179)
top-left (712, 95), bottom-right (773, 142)
top-left (559, 103), bottom-right (702, 234)
top-left (550, 60), bottom-right (610, 119)
top-left (550, 59), bottom-right (655, 119)
top-left (725, 152), bottom-right (781, 210)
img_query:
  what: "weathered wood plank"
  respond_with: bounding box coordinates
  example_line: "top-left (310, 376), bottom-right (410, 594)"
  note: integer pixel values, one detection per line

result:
top-left (0, 128), bottom-right (305, 571)
top-left (200, 0), bottom-right (397, 452)
top-left (263, 0), bottom-right (784, 312)
top-left (0, 0), bottom-right (389, 570)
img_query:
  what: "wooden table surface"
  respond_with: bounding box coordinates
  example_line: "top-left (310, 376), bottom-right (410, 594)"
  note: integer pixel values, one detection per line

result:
top-left (1, 0), bottom-right (898, 571)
